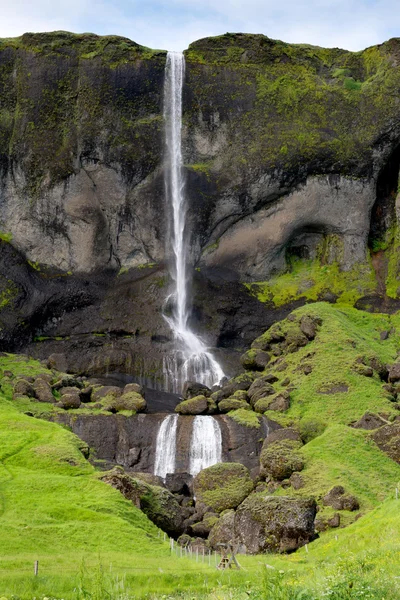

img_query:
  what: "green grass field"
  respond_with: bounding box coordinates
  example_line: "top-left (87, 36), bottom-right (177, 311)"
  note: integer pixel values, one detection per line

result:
top-left (1, 304), bottom-right (400, 598)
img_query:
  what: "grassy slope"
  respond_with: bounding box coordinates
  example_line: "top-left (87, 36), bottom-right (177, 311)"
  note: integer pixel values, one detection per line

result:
top-left (251, 303), bottom-right (400, 523)
top-left (2, 305), bottom-right (400, 597)
top-left (0, 356), bottom-right (237, 598)
top-left (267, 302), bottom-right (400, 424)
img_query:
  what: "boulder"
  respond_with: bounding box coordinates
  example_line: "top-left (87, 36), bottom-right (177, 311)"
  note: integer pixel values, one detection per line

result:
top-left (33, 379), bottom-right (54, 403)
top-left (52, 375), bottom-right (84, 390)
top-left (175, 395), bottom-right (208, 415)
top-left (182, 381), bottom-right (211, 399)
top-left (57, 392), bottom-right (81, 409)
top-left (372, 422), bottom-right (400, 463)
top-left (47, 353), bottom-right (68, 373)
top-left (254, 391), bottom-right (290, 413)
top-left (165, 472), bottom-right (193, 495)
top-left (208, 510), bottom-right (236, 549)
top-left (263, 428), bottom-right (302, 447)
top-left (389, 363), bottom-right (400, 383)
top-left (323, 486), bottom-right (360, 511)
top-left (102, 469), bottom-right (184, 537)
top-left (284, 327), bottom-right (310, 353)
top-left (93, 386), bottom-right (122, 401)
top-left (193, 463), bottom-right (254, 513)
top-left (103, 391), bottom-right (146, 413)
top-left (247, 378), bottom-right (276, 406)
top-left (80, 386), bottom-right (93, 402)
top-left (59, 386), bottom-right (81, 396)
top-left (123, 383), bottom-right (145, 396)
top-left (260, 434), bottom-right (304, 480)
top-left (234, 494), bottom-right (317, 553)
top-left (369, 357), bottom-right (389, 381)
top-left (13, 379), bottom-right (35, 397)
top-left (218, 398), bottom-right (251, 413)
top-left (191, 513), bottom-right (219, 537)
top-left (101, 468), bottom-right (143, 508)
top-left (352, 412), bottom-right (387, 430)
top-left (290, 472), bottom-right (305, 490)
top-left (300, 315), bottom-right (319, 340)
top-left (240, 349), bottom-right (271, 371)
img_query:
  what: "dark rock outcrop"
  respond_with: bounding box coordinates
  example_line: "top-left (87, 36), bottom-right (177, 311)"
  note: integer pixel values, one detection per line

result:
top-left (234, 494), bottom-right (317, 553)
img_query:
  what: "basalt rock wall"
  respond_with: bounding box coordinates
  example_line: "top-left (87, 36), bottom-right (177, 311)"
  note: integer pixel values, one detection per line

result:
top-left (2, 32), bottom-right (400, 377)
top-left (54, 412), bottom-right (276, 474)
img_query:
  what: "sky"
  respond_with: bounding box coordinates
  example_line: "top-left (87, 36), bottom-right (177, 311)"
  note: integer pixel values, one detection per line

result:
top-left (0, 0), bottom-right (399, 52)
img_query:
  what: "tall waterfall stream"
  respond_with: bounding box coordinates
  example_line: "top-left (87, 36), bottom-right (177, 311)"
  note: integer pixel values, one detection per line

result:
top-left (163, 51), bottom-right (224, 394)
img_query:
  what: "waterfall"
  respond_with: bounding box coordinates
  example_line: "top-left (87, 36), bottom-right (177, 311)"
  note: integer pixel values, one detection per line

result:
top-left (154, 414), bottom-right (178, 479)
top-left (163, 51), bottom-right (225, 394)
top-left (189, 416), bottom-right (222, 476)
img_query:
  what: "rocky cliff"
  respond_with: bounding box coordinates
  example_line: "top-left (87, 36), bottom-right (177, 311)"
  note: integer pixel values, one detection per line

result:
top-left (2, 31), bottom-right (400, 380)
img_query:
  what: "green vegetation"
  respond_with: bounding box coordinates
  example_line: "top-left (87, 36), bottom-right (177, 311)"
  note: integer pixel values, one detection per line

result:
top-left (184, 33), bottom-right (400, 184)
top-left (227, 407), bottom-right (261, 428)
top-left (264, 303), bottom-right (400, 424)
top-left (246, 235), bottom-right (376, 307)
top-left (0, 231), bottom-right (12, 242)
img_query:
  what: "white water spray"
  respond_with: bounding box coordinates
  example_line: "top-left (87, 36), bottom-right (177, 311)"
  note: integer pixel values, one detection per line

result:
top-left (154, 414), bottom-right (178, 479)
top-left (163, 51), bottom-right (225, 394)
top-left (189, 416), bottom-right (222, 476)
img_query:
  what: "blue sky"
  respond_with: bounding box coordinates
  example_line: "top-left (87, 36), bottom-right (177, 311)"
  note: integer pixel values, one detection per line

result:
top-left (1, 0), bottom-right (399, 51)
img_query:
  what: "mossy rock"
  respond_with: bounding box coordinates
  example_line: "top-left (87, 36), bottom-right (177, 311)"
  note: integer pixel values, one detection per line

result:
top-left (175, 395), bottom-right (208, 415)
top-left (193, 462), bottom-right (254, 513)
top-left (102, 391), bottom-right (145, 413)
top-left (218, 398), bottom-right (251, 413)
top-left (254, 392), bottom-right (290, 413)
top-left (234, 493), bottom-right (317, 554)
top-left (260, 439), bottom-right (304, 480)
top-left (227, 408), bottom-right (261, 428)
top-left (240, 349), bottom-right (271, 371)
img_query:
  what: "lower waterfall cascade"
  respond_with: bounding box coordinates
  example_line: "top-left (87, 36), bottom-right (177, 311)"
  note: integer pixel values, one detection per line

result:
top-left (189, 416), bottom-right (222, 477)
top-left (153, 415), bottom-right (223, 478)
top-left (153, 414), bottom-right (178, 479)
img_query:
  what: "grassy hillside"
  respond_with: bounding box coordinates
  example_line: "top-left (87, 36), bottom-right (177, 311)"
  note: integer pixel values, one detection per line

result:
top-left (1, 304), bottom-right (400, 598)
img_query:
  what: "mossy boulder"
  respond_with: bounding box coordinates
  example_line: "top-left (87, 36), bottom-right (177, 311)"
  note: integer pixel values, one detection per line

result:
top-left (260, 435), bottom-right (304, 480)
top-left (208, 510), bottom-right (235, 549)
top-left (254, 391), bottom-right (290, 413)
top-left (32, 379), bottom-right (54, 403)
top-left (101, 468), bottom-right (184, 536)
top-left (247, 378), bottom-right (276, 406)
top-left (234, 494), bottom-right (317, 553)
top-left (57, 392), bottom-right (81, 410)
top-left (138, 482), bottom-right (185, 536)
top-left (372, 422), bottom-right (400, 463)
top-left (175, 395), bottom-right (208, 415)
top-left (240, 349), bottom-right (271, 370)
top-left (218, 398), bottom-right (251, 413)
top-left (191, 513), bottom-right (219, 537)
top-left (193, 463), bottom-right (254, 513)
top-left (323, 486), bottom-right (360, 511)
top-left (102, 391), bottom-right (146, 413)
top-left (13, 378), bottom-right (35, 397)
top-left (92, 386), bottom-right (122, 402)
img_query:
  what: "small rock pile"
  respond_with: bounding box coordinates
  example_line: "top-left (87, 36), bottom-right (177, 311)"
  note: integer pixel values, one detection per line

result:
top-left (7, 356), bottom-right (146, 414)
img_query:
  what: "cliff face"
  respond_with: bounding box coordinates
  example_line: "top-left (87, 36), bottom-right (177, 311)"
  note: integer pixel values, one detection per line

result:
top-left (2, 31), bottom-right (400, 378)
